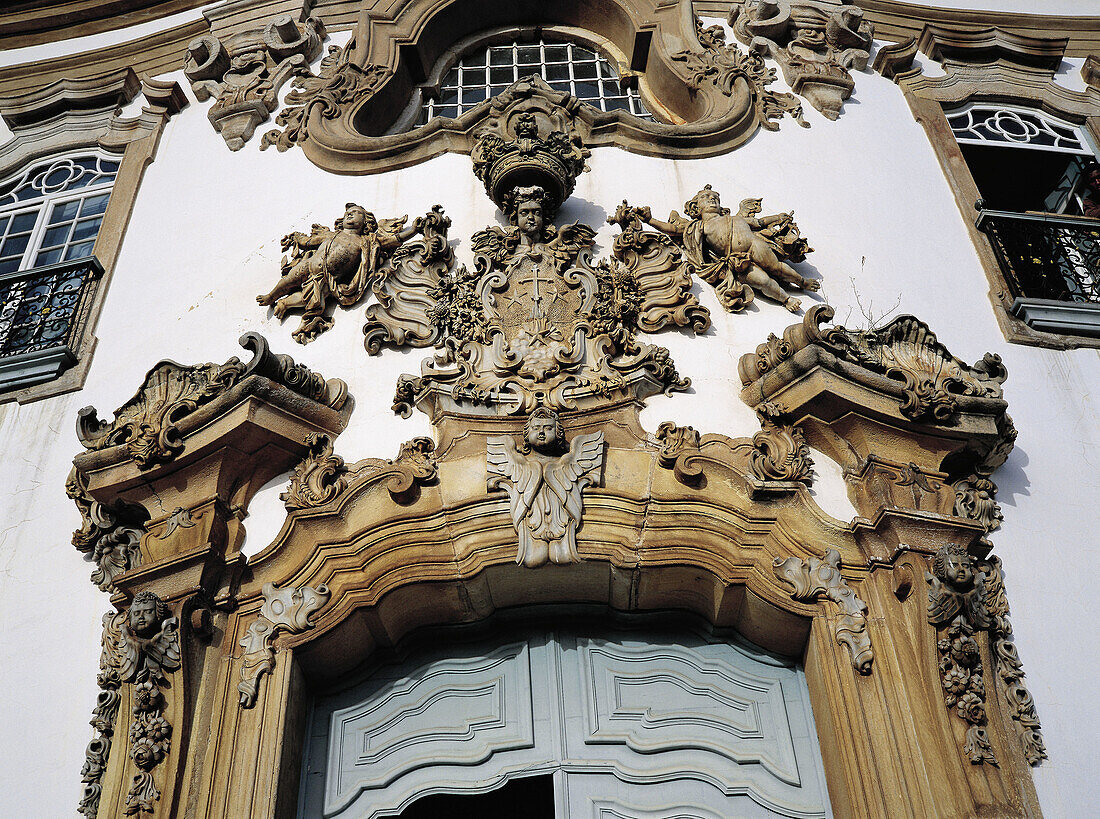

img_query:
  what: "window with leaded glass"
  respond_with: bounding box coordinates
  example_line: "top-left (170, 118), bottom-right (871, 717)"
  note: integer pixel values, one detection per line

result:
top-left (415, 39), bottom-right (651, 126)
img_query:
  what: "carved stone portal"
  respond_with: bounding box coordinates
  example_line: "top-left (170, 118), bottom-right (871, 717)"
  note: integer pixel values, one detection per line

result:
top-left (487, 408), bottom-right (605, 567)
top-left (185, 15), bottom-right (325, 150)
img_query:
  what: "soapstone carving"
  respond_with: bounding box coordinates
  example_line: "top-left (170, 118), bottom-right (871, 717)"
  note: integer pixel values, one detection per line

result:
top-left (487, 408), bottom-right (604, 567)
top-left (641, 184), bottom-right (818, 313)
top-left (257, 202), bottom-right (424, 343)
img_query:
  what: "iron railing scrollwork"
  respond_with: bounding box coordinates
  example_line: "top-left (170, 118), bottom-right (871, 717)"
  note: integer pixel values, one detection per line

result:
top-left (977, 209), bottom-right (1100, 304)
top-left (0, 256), bottom-right (103, 360)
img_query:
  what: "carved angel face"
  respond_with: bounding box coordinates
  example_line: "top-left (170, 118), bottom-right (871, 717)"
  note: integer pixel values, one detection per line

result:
top-left (129, 599), bottom-right (160, 639)
top-left (516, 200), bottom-right (544, 240)
top-left (525, 412), bottom-right (560, 453)
top-left (935, 549), bottom-right (975, 591)
top-left (341, 206), bottom-right (371, 233)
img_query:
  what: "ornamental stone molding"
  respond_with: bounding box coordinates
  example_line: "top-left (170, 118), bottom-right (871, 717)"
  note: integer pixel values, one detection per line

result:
top-left (773, 548), bottom-right (873, 673)
top-left (257, 1), bottom-right (815, 173)
top-left (238, 582), bottom-right (330, 707)
top-left (731, 0), bottom-right (874, 120)
top-left (185, 15), bottom-right (326, 150)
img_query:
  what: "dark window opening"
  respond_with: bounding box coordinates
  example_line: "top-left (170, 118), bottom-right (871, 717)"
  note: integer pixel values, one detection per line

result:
top-left (398, 774), bottom-right (555, 818)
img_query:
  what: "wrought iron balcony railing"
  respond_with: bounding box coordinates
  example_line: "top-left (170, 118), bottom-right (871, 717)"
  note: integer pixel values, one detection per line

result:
top-left (0, 256), bottom-right (103, 390)
top-left (976, 208), bottom-right (1100, 305)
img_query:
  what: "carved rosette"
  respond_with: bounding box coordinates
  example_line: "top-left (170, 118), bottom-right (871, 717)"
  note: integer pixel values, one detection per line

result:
top-left (730, 0), bottom-right (873, 120)
top-left (76, 332), bottom-right (347, 467)
top-left (774, 549), bottom-right (873, 674)
top-left (185, 15), bottom-right (325, 150)
top-left (239, 583), bottom-right (330, 707)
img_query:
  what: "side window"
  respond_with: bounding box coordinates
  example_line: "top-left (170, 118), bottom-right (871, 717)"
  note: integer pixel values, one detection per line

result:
top-left (414, 38), bottom-right (652, 126)
top-left (951, 104), bottom-right (1100, 330)
top-left (0, 152), bottom-right (116, 390)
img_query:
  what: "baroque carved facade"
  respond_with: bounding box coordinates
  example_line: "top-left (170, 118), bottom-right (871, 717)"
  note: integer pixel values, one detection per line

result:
top-left (0, 0), bottom-right (1091, 816)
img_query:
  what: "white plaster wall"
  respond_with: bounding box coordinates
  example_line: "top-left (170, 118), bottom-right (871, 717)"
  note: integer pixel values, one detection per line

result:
top-left (0, 47), bottom-right (1098, 819)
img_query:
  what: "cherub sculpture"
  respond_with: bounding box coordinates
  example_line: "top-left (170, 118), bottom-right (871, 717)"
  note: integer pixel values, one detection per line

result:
top-left (641, 184), bottom-right (817, 313)
top-left (487, 408), bottom-right (604, 567)
top-left (117, 590), bottom-right (181, 683)
top-left (926, 543), bottom-right (991, 631)
top-left (471, 184), bottom-right (596, 271)
top-left (257, 203), bottom-right (422, 343)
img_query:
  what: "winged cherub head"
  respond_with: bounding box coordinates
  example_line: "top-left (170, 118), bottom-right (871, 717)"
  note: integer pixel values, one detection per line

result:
top-left (931, 543), bottom-right (976, 592)
top-left (523, 407), bottom-right (567, 455)
top-left (128, 591), bottom-right (169, 639)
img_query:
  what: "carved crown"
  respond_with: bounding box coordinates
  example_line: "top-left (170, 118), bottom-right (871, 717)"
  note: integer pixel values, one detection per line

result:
top-left (470, 79), bottom-right (589, 214)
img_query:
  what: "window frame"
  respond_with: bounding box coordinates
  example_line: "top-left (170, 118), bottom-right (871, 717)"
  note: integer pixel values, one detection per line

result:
top-left (893, 57), bottom-right (1100, 348)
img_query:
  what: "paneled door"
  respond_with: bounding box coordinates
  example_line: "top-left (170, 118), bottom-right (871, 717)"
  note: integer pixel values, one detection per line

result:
top-left (300, 624), bottom-right (831, 819)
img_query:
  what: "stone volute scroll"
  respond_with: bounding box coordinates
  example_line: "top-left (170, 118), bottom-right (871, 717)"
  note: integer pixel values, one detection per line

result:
top-left (487, 408), bottom-right (605, 567)
top-left (184, 15), bottom-right (325, 150)
top-left (774, 548), bottom-right (873, 674)
top-left (730, 0), bottom-right (874, 120)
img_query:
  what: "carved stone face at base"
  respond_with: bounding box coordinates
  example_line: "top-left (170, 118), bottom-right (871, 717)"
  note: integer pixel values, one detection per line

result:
top-left (517, 200), bottom-right (544, 241)
top-left (525, 413), bottom-right (559, 453)
top-left (129, 600), bottom-right (160, 638)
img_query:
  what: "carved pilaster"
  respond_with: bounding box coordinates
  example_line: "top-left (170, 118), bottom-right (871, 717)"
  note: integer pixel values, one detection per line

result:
top-left (185, 15), bottom-right (325, 150)
top-left (774, 549), bottom-right (873, 674)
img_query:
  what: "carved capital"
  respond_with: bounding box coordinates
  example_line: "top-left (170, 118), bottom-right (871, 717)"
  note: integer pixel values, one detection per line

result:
top-left (238, 583), bottom-right (330, 707)
top-left (774, 548), bottom-right (873, 674)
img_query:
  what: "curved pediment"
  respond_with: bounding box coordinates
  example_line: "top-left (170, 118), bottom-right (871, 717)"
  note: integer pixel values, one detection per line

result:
top-left (258, 0), bottom-right (807, 172)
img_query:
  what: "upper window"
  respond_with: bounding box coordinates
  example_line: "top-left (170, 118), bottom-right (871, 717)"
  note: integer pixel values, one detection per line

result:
top-left (415, 39), bottom-right (652, 126)
top-left (0, 152), bottom-right (117, 275)
top-left (0, 152), bottom-right (115, 390)
top-left (948, 103), bottom-right (1100, 329)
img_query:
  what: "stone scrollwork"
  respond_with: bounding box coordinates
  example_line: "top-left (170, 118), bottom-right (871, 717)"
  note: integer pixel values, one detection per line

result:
top-left (79, 611), bottom-right (127, 818)
top-left (774, 548), bottom-right (873, 674)
top-left (344, 437), bottom-right (439, 504)
top-left (738, 306), bottom-right (1009, 424)
top-left (67, 466), bottom-right (146, 591)
top-left (261, 45), bottom-right (389, 153)
top-left (608, 202), bottom-right (711, 334)
top-left (927, 544), bottom-right (1045, 766)
top-left (673, 16), bottom-right (807, 130)
top-left (257, 202), bottom-right (432, 344)
top-left (631, 184), bottom-right (818, 314)
top-left (281, 433), bottom-right (348, 510)
top-left (184, 15), bottom-right (325, 150)
top-left (750, 402), bottom-right (814, 484)
top-left (76, 332), bottom-right (348, 467)
top-left (238, 583), bottom-right (330, 708)
top-left (730, 0), bottom-right (873, 120)
top-left (654, 422), bottom-right (705, 485)
top-left (487, 408), bottom-right (605, 567)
